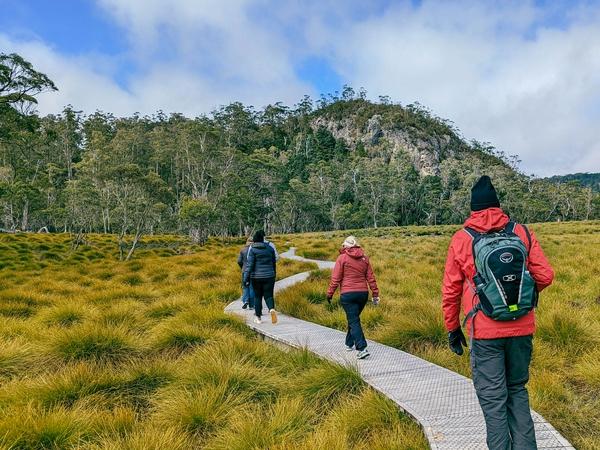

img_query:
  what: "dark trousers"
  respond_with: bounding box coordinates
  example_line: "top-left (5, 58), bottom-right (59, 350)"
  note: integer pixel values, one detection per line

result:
top-left (471, 335), bottom-right (536, 450)
top-left (340, 291), bottom-right (368, 351)
top-left (251, 277), bottom-right (275, 318)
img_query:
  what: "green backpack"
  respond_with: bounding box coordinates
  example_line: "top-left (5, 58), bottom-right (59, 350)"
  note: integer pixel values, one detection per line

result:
top-left (464, 221), bottom-right (538, 323)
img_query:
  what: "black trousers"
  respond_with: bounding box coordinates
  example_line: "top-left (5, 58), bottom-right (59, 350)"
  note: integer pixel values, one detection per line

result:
top-left (471, 335), bottom-right (536, 450)
top-left (251, 277), bottom-right (275, 318)
top-left (340, 291), bottom-right (368, 351)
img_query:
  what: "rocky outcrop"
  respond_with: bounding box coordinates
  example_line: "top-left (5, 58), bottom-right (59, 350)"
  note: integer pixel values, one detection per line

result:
top-left (312, 114), bottom-right (454, 176)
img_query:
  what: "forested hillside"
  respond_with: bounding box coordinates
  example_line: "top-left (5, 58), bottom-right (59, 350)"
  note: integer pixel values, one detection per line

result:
top-left (1, 53), bottom-right (598, 242)
top-left (545, 173), bottom-right (600, 192)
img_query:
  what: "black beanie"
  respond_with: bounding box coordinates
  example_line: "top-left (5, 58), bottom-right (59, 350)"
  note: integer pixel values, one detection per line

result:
top-left (253, 230), bottom-right (265, 242)
top-left (470, 176), bottom-right (500, 211)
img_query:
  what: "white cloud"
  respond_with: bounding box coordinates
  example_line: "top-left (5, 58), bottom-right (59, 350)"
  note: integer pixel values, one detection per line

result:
top-left (1, 0), bottom-right (313, 117)
top-left (95, 0), bottom-right (312, 108)
top-left (0, 35), bottom-right (136, 115)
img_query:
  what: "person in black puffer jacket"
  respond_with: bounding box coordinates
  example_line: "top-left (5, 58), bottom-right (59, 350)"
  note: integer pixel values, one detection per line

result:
top-left (243, 230), bottom-right (277, 324)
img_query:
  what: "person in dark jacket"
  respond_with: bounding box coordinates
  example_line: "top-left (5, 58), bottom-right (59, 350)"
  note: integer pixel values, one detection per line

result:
top-left (327, 236), bottom-right (380, 359)
top-left (442, 176), bottom-right (554, 450)
top-left (243, 230), bottom-right (277, 324)
top-left (237, 237), bottom-right (255, 309)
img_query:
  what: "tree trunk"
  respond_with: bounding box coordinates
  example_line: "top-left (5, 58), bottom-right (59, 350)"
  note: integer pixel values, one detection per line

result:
top-left (72, 230), bottom-right (86, 250)
top-left (21, 199), bottom-right (29, 231)
top-left (102, 209), bottom-right (108, 234)
top-left (125, 230), bottom-right (143, 261)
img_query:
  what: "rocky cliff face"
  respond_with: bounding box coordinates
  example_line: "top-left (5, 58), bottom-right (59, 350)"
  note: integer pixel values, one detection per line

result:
top-left (312, 114), bottom-right (456, 176)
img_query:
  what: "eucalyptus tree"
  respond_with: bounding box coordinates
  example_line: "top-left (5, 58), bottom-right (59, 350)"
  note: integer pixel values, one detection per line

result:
top-left (0, 52), bottom-right (57, 112)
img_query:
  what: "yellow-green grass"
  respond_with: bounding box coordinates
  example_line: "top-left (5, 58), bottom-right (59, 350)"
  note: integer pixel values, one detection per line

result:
top-left (0, 233), bottom-right (426, 449)
top-left (275, 220), bottom-right (600, 449)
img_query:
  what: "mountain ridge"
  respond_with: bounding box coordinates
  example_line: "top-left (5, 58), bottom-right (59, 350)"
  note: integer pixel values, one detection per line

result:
top-left (544, 173), bottom-right (600, 192)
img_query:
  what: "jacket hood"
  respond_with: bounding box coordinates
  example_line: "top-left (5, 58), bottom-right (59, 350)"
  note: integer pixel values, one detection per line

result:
top-left (340, 246), bottom-right (365, 259)
top-left (251, 242), bottom-right (267, 248)
top-left (463, 207), bottom-right (510, 233)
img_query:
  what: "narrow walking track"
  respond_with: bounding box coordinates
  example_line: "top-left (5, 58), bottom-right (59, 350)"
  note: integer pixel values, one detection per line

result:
top-left (225, 248), bottom-right (574, 450)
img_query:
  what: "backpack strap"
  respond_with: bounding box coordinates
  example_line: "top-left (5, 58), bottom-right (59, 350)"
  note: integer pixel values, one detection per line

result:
top-left (463, 227), bottom-right (479, 239)
top-left (463, 227), bottom-right (479, 268)
top-left (521, 224), bottom-right (532, 249)
top-left (463, 302), bottom-right (481, 351)
top-left (462, 304), bottom-right (480, 328)
top-left (508, 221), bottom-right (533, 251)
top-left (504, 221), bottom-right (517, 233)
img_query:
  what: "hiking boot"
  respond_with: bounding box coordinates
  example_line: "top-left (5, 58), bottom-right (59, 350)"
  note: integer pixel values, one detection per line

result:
top-left (345, 345), bottom-right (354, 352)
top-left (270, 309), bottom-right (278, 324)
top-left (242, 303), bottom-right (248, 310)
top-left (253, 316), bottom-right (262, 324)
top-left (357, 349), bottom-right (370, 359)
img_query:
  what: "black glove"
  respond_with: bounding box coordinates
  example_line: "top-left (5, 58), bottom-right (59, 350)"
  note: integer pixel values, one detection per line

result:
top-left (448, 328), bottom-right (467, 355)
top-left (326, 295), bottom-right (332, 304)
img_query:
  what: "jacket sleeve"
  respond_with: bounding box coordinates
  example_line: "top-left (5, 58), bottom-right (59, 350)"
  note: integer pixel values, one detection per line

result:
top-left (272, 246), bottom-right (277, 278)
top-left (243, 248), bottom-right (255, 284)
top-left (524, 228), bottom-right (554, 291)
top-left (442, 240), bottom-right (464, 332)
top-left (237, 250), bottom-right (244, 269)
top-left (366, 258), bottom-right (379, 297)
top-left (327, 256), bottom-right (344, 298)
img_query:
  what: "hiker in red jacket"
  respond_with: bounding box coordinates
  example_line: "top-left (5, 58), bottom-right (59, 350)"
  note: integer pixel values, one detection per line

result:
top-left (327, 236), bottom-right (379, 359)
top-left (442, 176), bottom-right (554, 450)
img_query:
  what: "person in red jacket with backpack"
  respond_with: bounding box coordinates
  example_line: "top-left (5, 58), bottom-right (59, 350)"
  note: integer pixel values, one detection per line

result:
top-left (442, 176), bottom-right (554, 450)
top-left (327, 236), bottom-right (380, 360)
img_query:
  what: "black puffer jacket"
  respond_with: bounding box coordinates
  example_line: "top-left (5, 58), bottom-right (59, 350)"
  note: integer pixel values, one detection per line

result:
top-left (243, 242), bottom-right (276, 283)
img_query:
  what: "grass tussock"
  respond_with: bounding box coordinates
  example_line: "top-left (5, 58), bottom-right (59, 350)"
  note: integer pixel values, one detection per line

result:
top-left (38, 301), bottom-right (89, 327)
top-left (0, 340), bottom-right (36, 380)
top-left (0, 404), bottom-right (95, 449)
top-left (294, 362), bottom-right (364, 405)
top-left (88, 426), bottom-right (193, 450)
top-left (206, 396), bottom-right (315, 450)
top-left (48, 324), bottom-right (141, 363)
top-left (150, 320), bottom-right (210, 353)
top-left (0, 359), bottom-right (174, 413)
top-left (152, 384), bottom-right (247, 440)
top-left (180, 349), bottom-right (282, 402)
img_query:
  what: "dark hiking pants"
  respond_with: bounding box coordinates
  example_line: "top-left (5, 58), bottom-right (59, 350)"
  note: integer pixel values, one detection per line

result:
top-left (341, 291), bottom-right (368, 351)
top-left (252, 277), bottom-right (275, 318)
top-left (471, 335), bottom-right (536, 450)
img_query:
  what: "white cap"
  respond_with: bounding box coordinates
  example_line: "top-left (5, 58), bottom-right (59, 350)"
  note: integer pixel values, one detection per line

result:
top-left (342, 236), bottom-right (359, 248)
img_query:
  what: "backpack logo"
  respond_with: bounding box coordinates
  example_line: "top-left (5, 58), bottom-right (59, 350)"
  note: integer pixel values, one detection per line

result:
top-left (499, 252), bottom-right (513, 263)
top-left (503, 274), bottom-right (517, 282)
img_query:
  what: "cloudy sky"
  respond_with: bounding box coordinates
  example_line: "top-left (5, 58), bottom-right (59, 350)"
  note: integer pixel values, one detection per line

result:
top-left (2, 0), bottom-right (599, 176)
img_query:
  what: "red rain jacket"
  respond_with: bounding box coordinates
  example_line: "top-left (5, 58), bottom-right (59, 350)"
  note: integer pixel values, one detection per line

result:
top-left (327, 247), bottom-right (379, 298)
top-left (442, 207), bottom-right (554, 339)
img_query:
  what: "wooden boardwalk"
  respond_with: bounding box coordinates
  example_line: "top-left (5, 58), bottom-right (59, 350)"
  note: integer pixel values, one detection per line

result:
top-left (225, 248), bottom-right (574, 450)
